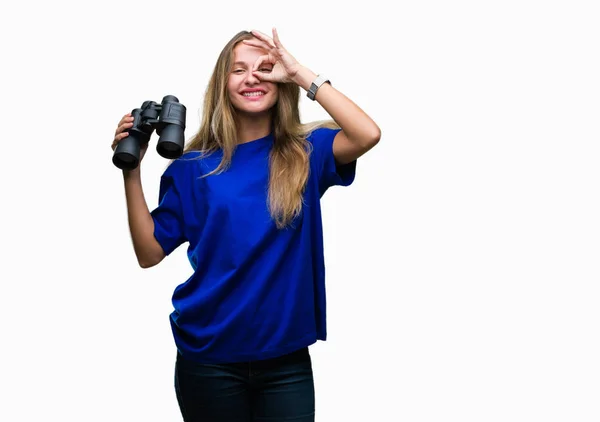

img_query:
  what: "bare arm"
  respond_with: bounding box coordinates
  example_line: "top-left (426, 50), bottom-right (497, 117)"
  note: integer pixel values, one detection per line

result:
top-left (113, 113), bottom-right (165, 268)
top-left (292, 67), bottom-right (381, 165)
top-left (122, 169), bottom-right (166, 268)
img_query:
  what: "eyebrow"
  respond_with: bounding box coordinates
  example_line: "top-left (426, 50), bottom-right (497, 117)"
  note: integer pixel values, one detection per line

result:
top-left (232, 61), bottom-right (273, 67)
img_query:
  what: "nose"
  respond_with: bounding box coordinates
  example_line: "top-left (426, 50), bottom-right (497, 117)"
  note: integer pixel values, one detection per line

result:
top-left (244, 70), bottom-right (260, 85)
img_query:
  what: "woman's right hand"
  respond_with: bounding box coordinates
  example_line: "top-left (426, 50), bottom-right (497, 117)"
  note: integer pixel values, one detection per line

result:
top-left (112, 113), bottom-right (149, 165)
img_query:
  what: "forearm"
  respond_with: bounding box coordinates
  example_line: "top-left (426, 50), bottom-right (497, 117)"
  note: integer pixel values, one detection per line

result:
top-left (292, 66), bottom-right (381, 145)
top-left (123, 170), bottom-right (165, 268)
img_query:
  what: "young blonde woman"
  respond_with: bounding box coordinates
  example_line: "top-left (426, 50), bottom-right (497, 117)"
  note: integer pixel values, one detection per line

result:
top-left (112, 28), bottom-right (381, 422)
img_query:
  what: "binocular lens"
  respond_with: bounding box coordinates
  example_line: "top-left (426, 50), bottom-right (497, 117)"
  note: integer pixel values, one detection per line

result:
top-left (113, 153), bottom-right (138, 170)
top-left (113, 132), bottom-right (142, 170)
top-left (156, 124), bottom-right (185, 159)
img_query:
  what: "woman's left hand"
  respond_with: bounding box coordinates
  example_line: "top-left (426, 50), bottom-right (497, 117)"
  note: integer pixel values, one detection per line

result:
top-left (242, 28), bottom-right (302, 84)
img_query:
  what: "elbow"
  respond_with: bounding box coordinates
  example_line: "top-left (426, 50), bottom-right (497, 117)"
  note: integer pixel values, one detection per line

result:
top-left (135, 239), bottom-right (166, 269)
top-left (369, 126), bottom-right (381, 146)
top-left (362, 126), bottom-right (381, 149)
top-left (137, 252), bottom-right (163, 269)
top-left (138, 259), bottom-right (157, 269)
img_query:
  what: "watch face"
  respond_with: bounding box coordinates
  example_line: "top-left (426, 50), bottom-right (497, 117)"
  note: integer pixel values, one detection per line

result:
top-left (308, 75), bottom-right (328, 100)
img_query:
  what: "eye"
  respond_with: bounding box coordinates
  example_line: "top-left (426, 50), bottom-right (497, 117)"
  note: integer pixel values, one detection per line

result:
top-left (259, 67), bottom-right (272, 73)
top-left (232, 69), bottom-right (245, 74)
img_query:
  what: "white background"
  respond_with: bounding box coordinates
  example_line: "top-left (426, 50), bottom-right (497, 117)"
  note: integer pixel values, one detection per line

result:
top-left (1, 0), bottom-right (599, 421)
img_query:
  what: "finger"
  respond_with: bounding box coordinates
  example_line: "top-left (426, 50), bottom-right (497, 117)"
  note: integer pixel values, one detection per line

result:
top-left (114, 132), bottom-right (130, 142)
top-left (252, 72), bottom-right (272, 82)
top-left (250, 30), bottom-right (275, 48)
top-left (111, 132), bottom-right (129, 149)
top-left (115, 121), bottom-right (133, 136)
top-left (118, 121), bottom-right (134, 131)
top-left (242, 39), bottom-right (272, 51)
top-left (118, 115), bottom-right (134, 127)
top-left (272, 27), bottom-right (284, 49)
top-left (252, 68), bottom-right (274, 82)
top-left (251, 54), bottom-right (274, 72)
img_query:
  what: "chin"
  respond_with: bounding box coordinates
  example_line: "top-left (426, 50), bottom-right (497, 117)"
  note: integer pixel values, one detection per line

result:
top-left (238, 108), bottom-right (273, 117)
top-left (235, 98), bottom-right (277, 115)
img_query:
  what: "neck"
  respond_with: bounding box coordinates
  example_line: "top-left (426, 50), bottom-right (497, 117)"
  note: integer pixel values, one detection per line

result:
top-left (236, 112), bottom-right (273, 144)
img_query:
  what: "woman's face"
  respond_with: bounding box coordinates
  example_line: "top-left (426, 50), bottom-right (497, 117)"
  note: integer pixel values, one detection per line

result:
top-left (227, 41), bottom-right (279, 115)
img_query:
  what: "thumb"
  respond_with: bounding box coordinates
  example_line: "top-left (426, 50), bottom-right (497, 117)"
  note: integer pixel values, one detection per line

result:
top-left (252, 69), bottom-right (277, 83)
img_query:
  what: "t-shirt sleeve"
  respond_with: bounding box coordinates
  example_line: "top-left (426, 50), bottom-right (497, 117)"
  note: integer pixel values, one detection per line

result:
top-left (150, 162), bottom-right (187, 255)
top-left (309, 127), bottom-right (356, 196)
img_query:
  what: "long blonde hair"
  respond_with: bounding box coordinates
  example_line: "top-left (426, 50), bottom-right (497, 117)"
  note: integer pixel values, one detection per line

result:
top-left (183, 30), bottom-right (339, 229)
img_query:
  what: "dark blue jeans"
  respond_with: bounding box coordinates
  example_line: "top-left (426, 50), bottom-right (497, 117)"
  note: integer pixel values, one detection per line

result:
top-left (174, 347), bottom-right (315, 422)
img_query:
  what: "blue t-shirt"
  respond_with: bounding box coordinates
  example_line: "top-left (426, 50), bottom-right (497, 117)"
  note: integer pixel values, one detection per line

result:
top-left (150, 127), bottom-right (356, 363)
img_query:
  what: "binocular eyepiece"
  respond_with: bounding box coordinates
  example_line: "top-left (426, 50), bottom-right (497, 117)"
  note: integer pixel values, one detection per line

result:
top-left (112, 95), bottom-right (187, 170)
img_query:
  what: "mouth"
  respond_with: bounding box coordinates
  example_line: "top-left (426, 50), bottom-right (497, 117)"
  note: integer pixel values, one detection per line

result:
top-left (241, 90), bottom-right (267, 99)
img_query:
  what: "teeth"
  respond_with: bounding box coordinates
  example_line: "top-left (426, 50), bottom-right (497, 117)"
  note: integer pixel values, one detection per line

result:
top-left (243, 92), bottom-right (264, 97)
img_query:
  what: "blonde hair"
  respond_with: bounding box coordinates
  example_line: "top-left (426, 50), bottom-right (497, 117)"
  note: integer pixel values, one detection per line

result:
top-left (183, 30), bottom-right (339, 229)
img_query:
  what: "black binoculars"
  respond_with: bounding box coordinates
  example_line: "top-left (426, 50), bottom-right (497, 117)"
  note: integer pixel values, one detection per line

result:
top-left (112, 95), bottom-right (187, 170)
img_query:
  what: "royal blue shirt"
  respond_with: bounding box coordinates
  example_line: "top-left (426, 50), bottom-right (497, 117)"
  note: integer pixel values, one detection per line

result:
top-left (150, 127), bottom-right (356, 363)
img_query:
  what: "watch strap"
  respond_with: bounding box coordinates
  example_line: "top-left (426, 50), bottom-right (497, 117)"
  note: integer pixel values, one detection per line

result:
top-left (307, 74), bottom-right (330, 101)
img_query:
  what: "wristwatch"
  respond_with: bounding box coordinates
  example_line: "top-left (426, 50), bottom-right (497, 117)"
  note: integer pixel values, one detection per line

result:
top-left (307, 74), bottom-right (330, 101)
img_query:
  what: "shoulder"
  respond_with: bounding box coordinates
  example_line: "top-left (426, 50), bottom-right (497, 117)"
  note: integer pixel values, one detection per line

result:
top-left (305, 127), bottom-right (341, 163)
top-left (155, 151), bottom-right (206, 199)
top-left (306, 127), bottom-right (341, 145)
top-left (161, 150), bottom-right (204, 178)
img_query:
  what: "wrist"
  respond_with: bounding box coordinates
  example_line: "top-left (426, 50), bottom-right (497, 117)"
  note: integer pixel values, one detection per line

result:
top-left (123, 167), bottom-right (141, 181)
top-left (291, 66), bottom-right (318, 91)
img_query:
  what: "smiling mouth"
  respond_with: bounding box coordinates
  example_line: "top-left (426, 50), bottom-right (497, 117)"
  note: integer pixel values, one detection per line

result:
top-left (242, 91), bottom-right (266, 97)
